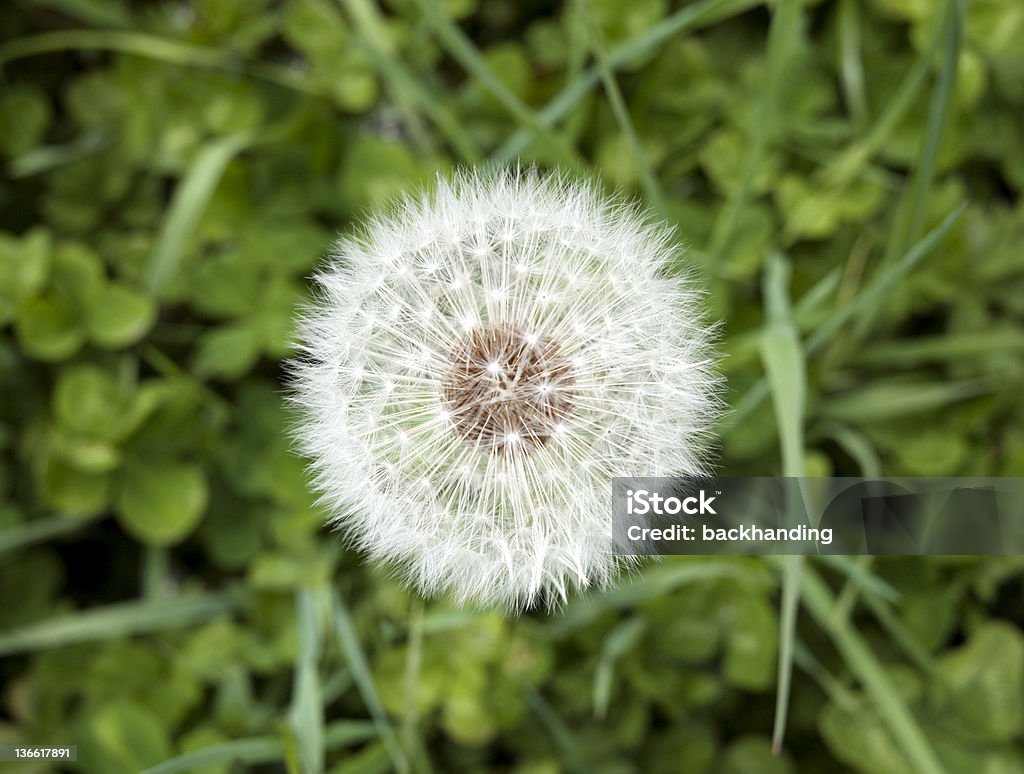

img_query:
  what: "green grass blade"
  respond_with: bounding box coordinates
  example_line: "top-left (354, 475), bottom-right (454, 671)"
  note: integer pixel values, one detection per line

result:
top-left (7, 130), bottom-right (110, 178)
top-left (837, 0), bottom-right (869, 129)
top-left (794, 562), bottom-right (945, 774)
top-left (725, 205), bottom-right (964, 430)
top-left (494, 0), bottom-right (763, 162)
top-left (819, 422), bottom-right (882, 477)
top-left (708, 0), bottom-right (802, 262)
top-left (822, 58), bottom-right (930, 188)
top-left (592, 618), bottom-right (646, 719)
top-left (0, 515), bottom-right (86, 556)
top-left (288, 589), bottom-right (325, 774)
top-left (29, 0), bottom-right (131, 27)
top-left (582, 0), bottom-right (670, 217)
top-left (722, 267), bottom-right (841, 371)
top-left (141, 738), bottom-right (283, 774)
top-left (340, 0), bottom-right (482, 163)
top-left (821, 378), bottom-right (991, 422)
top-left (525, 686), bottom-right (591, 774)
top-left (140, 722), bottom-right (378, 774)
top-left (0, 30), bottom-right (326, 97)
top-left (853, 328), bottom-right (1024, 365)
top-left (401, 599), bottom-right (434, 774)
top-left (760, 254), bottom-right (806, 476)
top-left (144, 132), bottom-right (254, 296)
top-left (888, 0), bottom-right (963, 260)
top-left (329, 588), bottom-right (409, 774)
top-left (415, 0), bottom-right (579, 167)
top-left (0, 592), bottom-right (235, 656)
top-left (758, 252), bottom-right (808, 754)
top-left (818, 555), bottom-right (901, 603)
top-left (547, 559), bottom-right (774, 638)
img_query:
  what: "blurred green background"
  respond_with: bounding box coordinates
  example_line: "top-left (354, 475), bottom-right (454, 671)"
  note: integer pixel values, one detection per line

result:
top-left (2, 0), bottom-right (1023, 772)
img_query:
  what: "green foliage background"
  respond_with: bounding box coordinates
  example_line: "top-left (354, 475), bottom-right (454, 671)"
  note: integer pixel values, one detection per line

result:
top-left (1, 0), bottom-right (1023, 772)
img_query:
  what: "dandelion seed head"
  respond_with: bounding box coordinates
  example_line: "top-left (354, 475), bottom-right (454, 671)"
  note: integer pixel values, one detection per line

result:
top-left (289, 168), bottom-right (721, 610)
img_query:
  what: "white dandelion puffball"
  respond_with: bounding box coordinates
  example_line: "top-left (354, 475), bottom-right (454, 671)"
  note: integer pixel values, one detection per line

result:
top-left (290, 168), bottom-right (720, 610)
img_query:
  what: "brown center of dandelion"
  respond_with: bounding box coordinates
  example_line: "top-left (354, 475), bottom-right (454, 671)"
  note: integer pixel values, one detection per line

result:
top-left (442, 323), bottom-right (574, 454)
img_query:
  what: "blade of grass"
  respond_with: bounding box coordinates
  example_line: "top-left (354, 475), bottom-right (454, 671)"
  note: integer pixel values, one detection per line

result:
top-left (0, 30), bottom-right (327, 98)
top-left (30, 0), bottom-right (131, 27)
top-left (546, 558), bottom-right (774, 638)
top-left (592, 618), bottom-right (646, 719)
top-left (0, 515), bottom-right (86, 556)
top-left (792, 639), bottom-right (860, 713)
top-left (402, 598), bottom-right (434, 774)
top-left (818, 555), bottom-right (900, 603)
top-left (525, 686), bottom-right (591, 774)
top-left (140, 722), bottom-right (378, 774)
top-left (0, 592), bottom-right (236, 656)
top-left (822, 57), bottom-right (930, 188)
top-left (144, 132), bottom-right (255, 296)
top-left (340, 0), bottom-right (481, 164)
top-left (832, 555), bottom-right (873, 627)
top-left (818, 422), bottom-right (882, 477)
top-left (329, 588), bottom-right (409, 774)
top-left (853, 329), bottom-right (1024, 365)
top-left (826, 558), bottom-right (942, 686)
top-left (141, 546), bottom-right (170, 598)
top-left (792, 561), bottom-right (945, 774)
top-left (861, 592), bottom-right (946, 684)
top-left (725, 205), bottom-right (965, 430)
top-left (141, 738), bottom-right (283, 774)
top-left (820, 378), bottom-right (992, 423)
top-left (493, 0), bottom-right (764, 162)
top-left (759, 252), bottom-right (808, 754)
top-left (886, 0), bottom-right (964, 263)
top-left (722, 267), bottom-right (841, 371)
top-left (7, 130), bottom-right (110, 178)
top-left (850, 0), bottom-right (963, 343)
top-left (837, 0), bottom-right (869, 130)
top-left (708, 0), bottom-right (803, 263)
top-left (288, 589), bottom-right (325, 774)
top-left (760, 254), bottom-right (806, 477)
top-left (415, 0), bottom-right (579, 167)
top-left (580, 0), bottom-right (670, 217)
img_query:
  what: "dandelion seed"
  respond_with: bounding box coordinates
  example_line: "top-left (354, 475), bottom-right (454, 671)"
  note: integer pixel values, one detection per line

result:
top-left (289, 168), bottom-right (721, 610)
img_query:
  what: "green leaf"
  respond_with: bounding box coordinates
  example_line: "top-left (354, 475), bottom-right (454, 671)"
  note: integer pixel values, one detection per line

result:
top-left (53, 364), bottom-right (128, 440)
top-left (934, 622), bottom-right (1024, 742)
top-left (190, 252), bottom-right (262, 319)
top-left (720, 736), bottom-right (795, 774)
top-left (819, 693), bottom-right (916, 774)
top-left (36, 457), bottom-right (110, 517)
top-left (0, 84), bottom-right (52, 156)
top-left (191, 323), bottom-right (261, 380)
top-left (724, 594), bottom-right (778, 691)
top-left (14, 294), bottom-right (84, 361)
top-left (115, 461), bottom-right (209, 546)
top-left (252, 276), bottom-right (299, 356)
top-left (51, 242), bottom-right (105, 310)
top-left (50, 427), bottom-right (122, 473)
top-left (0, 228), bottom-right (51, 324)
top-left (81, 700), bottom-right (171, 774)
top-left (86, 283), bottom-right (157, 348)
